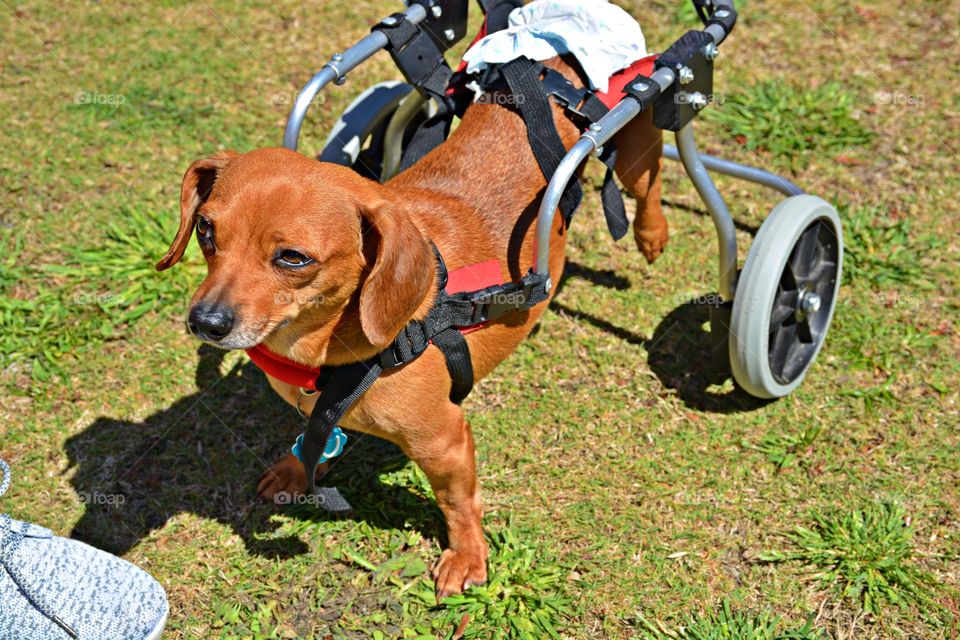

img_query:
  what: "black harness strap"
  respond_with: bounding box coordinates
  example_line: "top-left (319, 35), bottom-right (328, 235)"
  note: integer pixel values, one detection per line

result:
top-left (374, 12), bottom-right (458, 172)
top-left (399, 113), bottom-right (452, 172)
top-left (375, 12), bottom-right (420, 51)
top-left (488, 60), bottom-right (628, 235)
top-left (396, 0), bottom-right (522, 171)
top-left (379, 254), bottom-right (549, 399)
top-left (422, 246), bottom-right (473, 404)
top-left (577, 93), bottom-right (629, 240)
top-left (300, 357), bottom-right (382, 496)
top-left (479, 0), bottom-right (523, 32)
top-left (431, 329), bottom-right (474, 404)
top-left (299, 248), bottom-right (551, 496)
top-left (598, 147), bottom-right (628, 240)
top-left (499, 58), bottom-right (583, 221)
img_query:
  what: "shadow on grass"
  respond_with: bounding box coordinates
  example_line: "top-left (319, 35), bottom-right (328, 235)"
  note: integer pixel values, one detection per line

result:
top-left (645, 299), bottom-right (771, 413)
top-left (64, 345), bottom-right (444, 559)
top-left (554, 262), bottom-right (769, 413)
top-left (662, 198), bottom-right (761, 236)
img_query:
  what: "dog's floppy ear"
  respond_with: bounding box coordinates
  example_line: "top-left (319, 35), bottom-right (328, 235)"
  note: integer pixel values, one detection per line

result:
top-left (357, 201), bottom-right (436, 349)
top-left (156, 151), bottom-right (238, 271)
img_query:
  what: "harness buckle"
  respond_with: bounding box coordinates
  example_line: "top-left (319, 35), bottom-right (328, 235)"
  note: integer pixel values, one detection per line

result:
top-left (379, 321), bottom-right (430, 369)
top-left (467, 279), bottom-right (533, 324)
top-left (540, 68), bottom-right (591, 127)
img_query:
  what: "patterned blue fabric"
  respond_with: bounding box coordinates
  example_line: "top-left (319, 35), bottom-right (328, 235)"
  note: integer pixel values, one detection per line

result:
top-left (0, 459), bottom-right (168, 639)
top-left (290, 427), bottom-right (348, 468)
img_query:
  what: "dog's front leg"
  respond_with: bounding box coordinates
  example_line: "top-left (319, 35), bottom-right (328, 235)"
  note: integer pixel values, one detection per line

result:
top-left (257, 453), bottom-right (329, 500)
top-left (402, 405), bottom-right (488, 600)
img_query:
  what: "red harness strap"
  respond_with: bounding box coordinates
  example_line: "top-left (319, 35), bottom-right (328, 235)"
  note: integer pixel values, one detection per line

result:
top-left (246, 260), bottom-right (504, 391)
top-left (594, 54), bottom-right (659, 109)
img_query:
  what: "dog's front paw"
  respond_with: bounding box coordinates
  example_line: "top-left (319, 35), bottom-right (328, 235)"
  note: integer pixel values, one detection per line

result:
top-left (257, 453), bottom-right (328, 502)
top-left (433, 547), bottom-right (488, 600)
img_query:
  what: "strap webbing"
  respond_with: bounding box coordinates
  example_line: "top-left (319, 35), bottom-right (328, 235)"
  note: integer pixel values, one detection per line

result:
top-left (598, 146), bottom-right (628, 240)
top-left (375, 12), bottom-right (419, 50)
top-left (375, 12), bottom-right (457, 172)
top-left (499, 58), bottom-right (582, 221)
top-left (400, 107), bottom-right (453, 171)
top-left (577, 93), bottom-right (629, 240)
top-left (299, 251), bottom-right (552, 492)
top-left (479, 0), bottom-right (523, 32)
top-left (431, 328), bottom-right (474, 404)
top-left (300, 358), bottom-right (382, 495)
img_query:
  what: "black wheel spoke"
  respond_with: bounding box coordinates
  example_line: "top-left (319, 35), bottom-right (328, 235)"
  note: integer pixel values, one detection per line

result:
top-left (770, 300), bottom-right (795, 330)
top-left (769, 322), bottom-right (798, 378)
top-left (781, 332), bottom-right (812, 379)
top-left (789, 222), bottom-right (821, 279)
top-left (797, 318), bottom-right (814, 343)
top-left (780, 260), bottom-right (800, 291)
top-left (804, 259), bottom-right (836, 286)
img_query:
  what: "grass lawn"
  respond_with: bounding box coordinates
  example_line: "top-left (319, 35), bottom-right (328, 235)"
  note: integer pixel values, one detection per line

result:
top-left (1, 0), bottom-right (958, 638)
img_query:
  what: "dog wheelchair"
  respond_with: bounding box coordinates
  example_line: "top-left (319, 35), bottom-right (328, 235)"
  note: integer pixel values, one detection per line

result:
top-left (279, 0), bottom-right (843, 400)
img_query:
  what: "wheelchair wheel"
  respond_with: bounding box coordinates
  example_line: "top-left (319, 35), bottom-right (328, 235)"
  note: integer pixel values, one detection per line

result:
top-left (320, 81), bottom-right (428, 181)
top-left (729, 195), bottom-right (843, 398)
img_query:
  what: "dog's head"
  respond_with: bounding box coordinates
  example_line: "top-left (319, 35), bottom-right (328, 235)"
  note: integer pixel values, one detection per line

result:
top-left (158, 148), bottom-right (436, 362)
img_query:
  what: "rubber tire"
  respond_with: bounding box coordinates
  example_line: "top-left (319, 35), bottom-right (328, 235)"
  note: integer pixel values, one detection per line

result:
top-left (729, 194), bottom-right (843, 399)
top-left (319, 81), bottom-right (413, 167)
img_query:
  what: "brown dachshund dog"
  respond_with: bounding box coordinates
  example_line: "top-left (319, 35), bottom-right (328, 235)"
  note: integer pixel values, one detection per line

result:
top-left (157, 58), bottom-right (666, 598)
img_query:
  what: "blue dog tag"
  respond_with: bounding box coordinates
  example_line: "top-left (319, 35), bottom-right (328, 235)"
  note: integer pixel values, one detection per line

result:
top-left (290, 427), bottom-right (348, 468)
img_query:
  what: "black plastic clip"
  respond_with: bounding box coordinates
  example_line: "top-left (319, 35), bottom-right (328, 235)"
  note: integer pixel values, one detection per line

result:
top-left (540, 68), bottom-right (591, 126)
top-left (467, 279), bottom-right (533, 325)
top-left (379, 321), bottom-right (430, 369)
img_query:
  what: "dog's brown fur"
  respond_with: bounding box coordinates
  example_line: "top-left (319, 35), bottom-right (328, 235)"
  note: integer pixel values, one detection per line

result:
top-left (159, 58), bottom-right (666, 599)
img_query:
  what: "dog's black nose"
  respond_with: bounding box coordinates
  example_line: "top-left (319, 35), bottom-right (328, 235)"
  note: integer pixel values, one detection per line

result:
top-left (187, 303), bottom-right (235, 341)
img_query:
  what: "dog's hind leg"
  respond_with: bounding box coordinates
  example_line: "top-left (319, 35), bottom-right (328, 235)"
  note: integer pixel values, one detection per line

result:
top-left (613, 108), bottom-right (668, 263)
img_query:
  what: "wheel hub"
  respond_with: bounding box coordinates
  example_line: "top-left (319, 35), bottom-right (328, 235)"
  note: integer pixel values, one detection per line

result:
top-left (796, 290), bottom-right (822, 320)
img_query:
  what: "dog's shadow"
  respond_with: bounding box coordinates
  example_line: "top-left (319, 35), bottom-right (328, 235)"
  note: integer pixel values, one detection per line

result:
top-left (64, 345), bottom-right (445, 559)
top-left (554, 261), bottom-right (769, 413)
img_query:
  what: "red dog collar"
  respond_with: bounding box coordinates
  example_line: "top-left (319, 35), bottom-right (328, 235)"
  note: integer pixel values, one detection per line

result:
top-left (245, 259), bottom-right (504, 390)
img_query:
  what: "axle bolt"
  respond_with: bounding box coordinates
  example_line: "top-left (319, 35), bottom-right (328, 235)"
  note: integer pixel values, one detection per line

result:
top-left (689, 92), bottom-right (708, 111)
top-left (798, 291), bottom-right (822, 318)
top-left (678, 66), bottom-right (694, 85)
top-left (704, 42), bottom-right (719, 61)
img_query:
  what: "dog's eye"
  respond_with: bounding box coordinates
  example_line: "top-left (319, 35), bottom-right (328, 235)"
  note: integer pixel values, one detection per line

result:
top-left (196, 216), bottom-right (214, 248)
top-left (275, 249), bottom-right (313, 267)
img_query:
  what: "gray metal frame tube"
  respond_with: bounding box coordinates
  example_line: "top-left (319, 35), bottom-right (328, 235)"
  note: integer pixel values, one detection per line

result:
top-left (705, 23), bottom-right (728, 44)
top-left (662, 144), bottom-right (804, 196)
top-left (533, 138), bottom-right (593, 281)
top-left (675, 122), bottom-right (738, 300)
top-left (534, 67), bottom-right (676, 277)
top-left (282, 3), bottom-right (427, 151)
